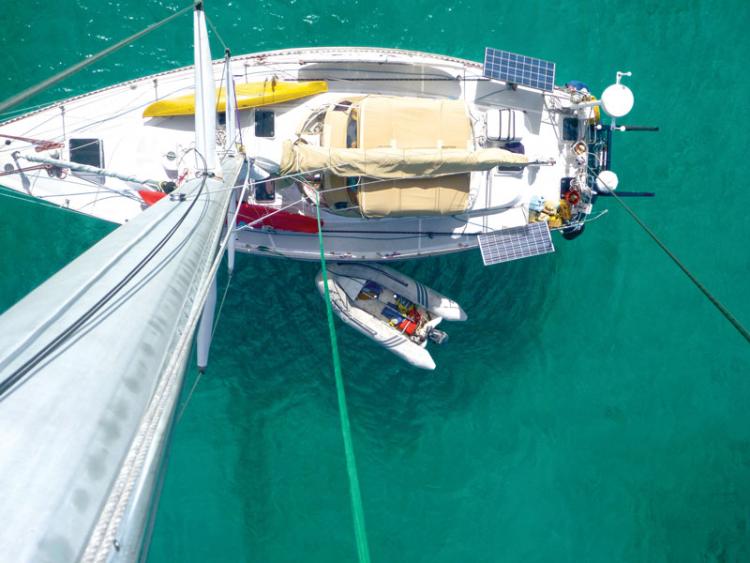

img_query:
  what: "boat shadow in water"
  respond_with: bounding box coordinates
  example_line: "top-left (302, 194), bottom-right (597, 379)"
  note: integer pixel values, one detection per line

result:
top-left (340, 251), bottom-right (558, 448)
top-left (222, 249), bottom-right (556, 447)
top-left (191, 251), bottom-right (557, 556)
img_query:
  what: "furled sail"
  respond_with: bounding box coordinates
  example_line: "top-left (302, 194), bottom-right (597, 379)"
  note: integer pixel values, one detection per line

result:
top-left (279, 141), bottom-right (529, 179)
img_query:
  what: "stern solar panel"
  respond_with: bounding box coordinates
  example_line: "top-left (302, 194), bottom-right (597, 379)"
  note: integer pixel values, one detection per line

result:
top-left (483, 48), bottom-right (556, 92)
top-left (478, 222), bottom-right (555, 266)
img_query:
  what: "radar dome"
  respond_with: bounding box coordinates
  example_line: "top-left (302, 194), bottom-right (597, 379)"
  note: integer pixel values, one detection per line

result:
top-left (596, 170), bottom-right (619, 192)
top-left (601, 83), bottom-right (634, 118)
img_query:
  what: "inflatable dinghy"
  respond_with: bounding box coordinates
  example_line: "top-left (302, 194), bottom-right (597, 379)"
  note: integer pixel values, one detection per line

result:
top-left (316, 263), bottom-right (466, 370)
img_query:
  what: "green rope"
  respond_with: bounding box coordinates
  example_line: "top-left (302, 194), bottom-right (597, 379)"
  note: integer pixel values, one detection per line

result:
top-left (315, 195), bottom-right (372, 563)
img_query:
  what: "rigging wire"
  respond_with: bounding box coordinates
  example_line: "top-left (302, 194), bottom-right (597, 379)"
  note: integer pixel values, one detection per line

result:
top-left (314, 194), bottom-right (371, 563)
top-left (0, 81), bottom-right (194, 156)
top-left (205, 15), bottom-right (229, 52)
top-left (174, 157), bottom-right (251, 422)
top-left (175, 269), bottom-right (233, 423)
top-left (233, 169), bottom-right (469, 232)
top-left (0, 56), bottom-right (297, 143)
top-left (0, 4), bottom-right (193, 114)
top-left (0, 188), bottom-right (100, 217)
top-left (0, 150), bottom-right (210, 400)
top-left (0, 184), bottom-right (139, 222)
top-left (603, 182), bottom-right (750, 345)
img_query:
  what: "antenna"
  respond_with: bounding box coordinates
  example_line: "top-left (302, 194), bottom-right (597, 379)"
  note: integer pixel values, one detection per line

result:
top-left (571, 70), bottom-right (634, 126)
top-left (600, 71), bottom-right (634, 132)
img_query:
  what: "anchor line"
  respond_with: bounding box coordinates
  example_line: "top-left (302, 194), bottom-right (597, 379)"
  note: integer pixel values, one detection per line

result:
top-left (315, 193), bottom-right (372, 563)
top-left (605, 185), bottom-right (750, 345)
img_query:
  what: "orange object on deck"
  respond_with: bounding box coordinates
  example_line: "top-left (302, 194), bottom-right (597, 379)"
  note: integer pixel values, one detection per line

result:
top-left (138, 190), bottom-right (167, 206)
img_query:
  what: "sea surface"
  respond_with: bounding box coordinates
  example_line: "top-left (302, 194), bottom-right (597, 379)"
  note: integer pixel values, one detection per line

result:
top-left (2, 1), bottom-right (750, 561)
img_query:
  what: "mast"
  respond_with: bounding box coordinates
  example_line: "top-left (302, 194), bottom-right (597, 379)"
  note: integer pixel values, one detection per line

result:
top-left (193, 1), bottom-right (216, 171)
top-left (224, 48), bottom-right (238, 153)
top-left (193, 0), bottom-right (220, 372)
top-left (0, 3), bottom-right (242, 560)
top-left (0, 151), bottom-right (242, 563)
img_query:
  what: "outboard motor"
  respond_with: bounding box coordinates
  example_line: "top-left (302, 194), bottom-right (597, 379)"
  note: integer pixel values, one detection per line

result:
top-left (428, 328), bottom-right (449, 345)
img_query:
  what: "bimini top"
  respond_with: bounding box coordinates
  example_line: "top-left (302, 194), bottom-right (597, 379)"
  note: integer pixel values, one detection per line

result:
top-left (357, 97), bottom-right (472, 217)
top-left (357, 96), bottom-right (472, 149)
top-left (294, 96), bottom-right (526, 217)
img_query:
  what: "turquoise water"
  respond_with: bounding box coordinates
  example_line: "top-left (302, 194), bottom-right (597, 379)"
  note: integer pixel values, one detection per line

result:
top-left (2, 1), bottom-right (750, 561)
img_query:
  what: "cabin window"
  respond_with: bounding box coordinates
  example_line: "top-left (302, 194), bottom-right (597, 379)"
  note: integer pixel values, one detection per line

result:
top-left (69, 138), bottom-right (104, 168)
top-left (562, 118), bottom-right (579, 141)
top-left (333, 100), bottom-right (352, 112)
top-left (346, 109), bottom-right (358, 148)
top-left (255, 110), bottom-right (274, 137)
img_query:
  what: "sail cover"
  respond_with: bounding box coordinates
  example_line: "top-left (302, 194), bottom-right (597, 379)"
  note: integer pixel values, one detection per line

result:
top-left (280, 142), bottom-right (529, 179)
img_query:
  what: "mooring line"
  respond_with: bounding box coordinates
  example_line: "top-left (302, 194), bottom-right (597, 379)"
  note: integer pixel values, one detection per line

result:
top-left (606, 187), bottom-right (750, 344)
top-left (315, 194), bottom-right (371, 563)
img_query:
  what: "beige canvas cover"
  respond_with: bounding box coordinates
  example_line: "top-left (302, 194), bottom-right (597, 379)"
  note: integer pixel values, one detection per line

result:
top-left (319, 109), bottom-right (353, 208)
top-left (280, 142), bottom-right (528, 179)
top-left (358, 175), bottom-right (470, 217)
top-left (289, 95), bottom-right (509, 216)
top-left (321, 108), bottom-right (348, 149)
top-left (357, 97), bottom-right (472, 149)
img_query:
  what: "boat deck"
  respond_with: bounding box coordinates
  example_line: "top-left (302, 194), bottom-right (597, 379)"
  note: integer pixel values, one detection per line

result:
top-left (0, 47), bottom-right (593, 261)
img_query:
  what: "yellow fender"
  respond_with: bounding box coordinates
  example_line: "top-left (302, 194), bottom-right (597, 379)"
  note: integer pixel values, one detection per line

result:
top-left (587, 94), bottom-right (601, 124)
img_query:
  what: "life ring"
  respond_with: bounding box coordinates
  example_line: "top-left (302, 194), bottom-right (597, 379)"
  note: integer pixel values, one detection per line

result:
top-left (565, 190), bottom-right (581, 205)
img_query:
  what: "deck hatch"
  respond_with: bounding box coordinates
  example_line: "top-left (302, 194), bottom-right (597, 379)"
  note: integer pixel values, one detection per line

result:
top-left (69, 138), bottom-right (104, 168)
top-left (478, 222), bottom-right (555, 266)
top-left (255, 110), bottom-right (275, 137)
top-left (483, 48), bottom-right (556, 92)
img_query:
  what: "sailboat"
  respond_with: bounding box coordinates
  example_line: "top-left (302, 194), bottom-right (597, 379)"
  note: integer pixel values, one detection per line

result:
top-left (0, 6), bottom-right (643, 372)
top-left (0, 26), bottom-right (637, 263)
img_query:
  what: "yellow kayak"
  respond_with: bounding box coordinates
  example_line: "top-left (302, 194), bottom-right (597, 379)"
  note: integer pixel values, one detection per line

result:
top-left (143, 80), bottom-right (328, 117)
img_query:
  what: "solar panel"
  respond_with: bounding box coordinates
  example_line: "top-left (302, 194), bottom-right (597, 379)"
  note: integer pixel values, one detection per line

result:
top-left (483, 48), bottom-right (556, 92)
top-left (478, 222), bottom-right (555, 266)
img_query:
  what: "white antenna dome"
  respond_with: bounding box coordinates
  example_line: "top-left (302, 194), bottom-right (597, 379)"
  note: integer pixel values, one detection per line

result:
top-left (601, 71), bottom-right (634, 118)
top-left (596, 170), bottom-right (619, 192)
